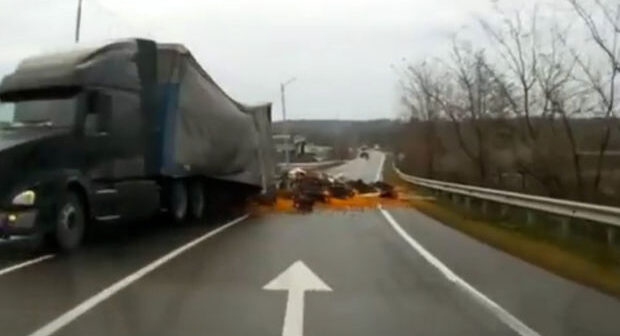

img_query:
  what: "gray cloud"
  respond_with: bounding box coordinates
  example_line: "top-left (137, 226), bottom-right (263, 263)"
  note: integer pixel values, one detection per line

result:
top-left (0, 0), bottom-right (516, 120)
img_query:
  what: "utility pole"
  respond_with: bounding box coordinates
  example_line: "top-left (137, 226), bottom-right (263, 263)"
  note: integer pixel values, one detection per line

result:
top-left (75, 0), bottom-right (83, 43)
top-left (280, 77), bottom-right (296, 167)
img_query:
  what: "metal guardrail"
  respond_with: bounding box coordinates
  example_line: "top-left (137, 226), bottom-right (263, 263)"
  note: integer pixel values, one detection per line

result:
top-left (278, 160), bottom-right (343, 170)
top-left (394, 164), bottom-right (620, 229)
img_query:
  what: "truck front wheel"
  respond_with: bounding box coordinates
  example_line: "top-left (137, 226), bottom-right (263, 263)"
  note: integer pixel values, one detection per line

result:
top-left (170, 180), bottom-right (188, 223)
top-left (55, 192), bottom-right (86, 252)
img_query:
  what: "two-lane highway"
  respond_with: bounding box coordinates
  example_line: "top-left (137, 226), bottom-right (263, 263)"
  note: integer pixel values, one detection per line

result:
top-left (0, 151), bottom-right (619, 336)
top-left (326, 150), bottom-right (385, 182)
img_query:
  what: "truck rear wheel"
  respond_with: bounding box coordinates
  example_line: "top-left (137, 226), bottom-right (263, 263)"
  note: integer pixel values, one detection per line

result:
top-left (55, 192), bottom-right (86, 252)
top-left (170, 180), bottom-right (188, 223)
top-left (189, 181), bottom-right (205, 220)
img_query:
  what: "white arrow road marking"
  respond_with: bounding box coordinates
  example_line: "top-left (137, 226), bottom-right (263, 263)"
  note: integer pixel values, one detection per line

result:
top-left (264, 260), bottom-right (332, 336)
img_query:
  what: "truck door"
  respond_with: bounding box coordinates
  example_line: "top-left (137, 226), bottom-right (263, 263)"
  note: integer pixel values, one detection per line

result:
top-left (84, 89), bottom-right (145, 179)
top-left (82, 90), bottom-right (118, 219)
top-left (83, 89), bottom-right (159, 221)
top-left (83, 90), bottom-right (113, 179)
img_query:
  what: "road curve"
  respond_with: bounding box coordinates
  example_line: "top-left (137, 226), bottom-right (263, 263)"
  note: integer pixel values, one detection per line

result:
top-left (325, 150), bottom-right (385, 183)
top-left (0, 151), bottom-right (617, 336)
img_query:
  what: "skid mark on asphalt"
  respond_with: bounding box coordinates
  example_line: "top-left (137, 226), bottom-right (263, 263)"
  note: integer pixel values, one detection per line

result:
top-left (378, 206), bottom-right (540, 336)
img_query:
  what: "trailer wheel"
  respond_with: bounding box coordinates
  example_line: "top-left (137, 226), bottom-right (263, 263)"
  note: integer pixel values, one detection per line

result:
top-left (189, 181), bottom-right (205, 220)
top-left (170, 180), bottom-right (188, 223)
top-left (55, 192), bottom-right (86, 252)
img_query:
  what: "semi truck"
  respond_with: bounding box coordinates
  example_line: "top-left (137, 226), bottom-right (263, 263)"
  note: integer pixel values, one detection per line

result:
top-left (0, 39), bottom-right (275, 251)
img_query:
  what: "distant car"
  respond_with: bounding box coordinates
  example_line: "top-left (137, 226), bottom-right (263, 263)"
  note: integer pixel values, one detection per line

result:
top-left (359, 151), bottom-right (370, 160)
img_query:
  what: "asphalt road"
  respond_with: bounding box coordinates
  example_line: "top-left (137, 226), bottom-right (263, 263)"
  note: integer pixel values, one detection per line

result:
top-left (0, 151), bottom-right (618, 336)
top-left (326, 150), bottom-right (385, 182)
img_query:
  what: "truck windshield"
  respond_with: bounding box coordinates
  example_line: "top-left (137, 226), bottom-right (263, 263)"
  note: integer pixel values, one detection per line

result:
top-left (0, 96), bottom-right (78, 128)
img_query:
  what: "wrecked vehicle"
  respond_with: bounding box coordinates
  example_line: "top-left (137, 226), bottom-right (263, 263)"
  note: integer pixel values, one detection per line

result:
top-left (279, 168), bottom-right (396, 212)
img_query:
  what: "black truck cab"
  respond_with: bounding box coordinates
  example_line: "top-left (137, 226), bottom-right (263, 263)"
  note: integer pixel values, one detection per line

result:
top-left (0, 40), bottom-right (158, 249)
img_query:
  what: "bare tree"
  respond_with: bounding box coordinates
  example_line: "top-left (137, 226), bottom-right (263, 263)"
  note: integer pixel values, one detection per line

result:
top-left (394, 0), bottom-right (620, 205)
top-left (566, 0), bottom-right (620, 193)
top-left (478, 8), bottom-right (570, 195)
top-left (399, 62), bottom-right (444, 177)
top-left (480, 7), bottom-right (541, 139)
top-left (477, 5), bottom-right (597, 198)
top-left (440, 43), bottom-right (513, 182)
top-left (525, 19), bottom-right (593, 199)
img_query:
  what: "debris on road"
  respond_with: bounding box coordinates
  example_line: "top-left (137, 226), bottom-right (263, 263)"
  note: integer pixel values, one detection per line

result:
top-left (373, 181), bottom-right (397, 198)
top-left (328, 181), bottom-right (355, 199)
top-left (269, 168), bottom-right (403, 212)
top-left (347, 179), bottom-right (376, 194)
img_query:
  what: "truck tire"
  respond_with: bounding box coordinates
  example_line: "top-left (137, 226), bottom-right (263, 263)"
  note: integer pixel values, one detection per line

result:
top-left (189, 181), bottom-right (205, 220)
top-left (55, 192), bottom-right (86, 252)
top-left (170, 180), bottom-right (188, 223)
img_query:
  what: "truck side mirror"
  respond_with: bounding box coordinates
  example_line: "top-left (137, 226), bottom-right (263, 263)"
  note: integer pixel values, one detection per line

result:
top-left (84, 91), bottom-right (111, 136)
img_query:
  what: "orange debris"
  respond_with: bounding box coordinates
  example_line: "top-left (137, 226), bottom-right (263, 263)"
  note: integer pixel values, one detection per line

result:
top-left (254, 192), bottom-right (411, 214)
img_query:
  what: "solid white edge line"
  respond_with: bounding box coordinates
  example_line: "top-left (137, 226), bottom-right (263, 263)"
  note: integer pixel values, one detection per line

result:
top-left (375, 153), bottom-right (386, 182)
top-left (0, 254), bottom-right (55, 277)
top-left (378, 206), bottom-right (540, 336)
top-left (28, 214), bottom-right (249, 336)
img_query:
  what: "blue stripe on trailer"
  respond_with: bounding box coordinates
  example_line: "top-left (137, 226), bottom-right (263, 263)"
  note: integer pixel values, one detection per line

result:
top-left (155, 83), bottom-right (180, 174)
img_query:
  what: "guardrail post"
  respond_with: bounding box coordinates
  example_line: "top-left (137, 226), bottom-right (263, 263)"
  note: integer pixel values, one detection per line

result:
top-left (464, 196), bottom-right (471, 210)
top-left (526, 210), bottom-right (535, 225)
top-left (480, 200), bottom-right (488, 215)
top-left (607, 227), bottom-right (616, 246)
top-left (500, 204), bottom-right (509, 218)
top-left (560, 218), bottom-right (571, 238)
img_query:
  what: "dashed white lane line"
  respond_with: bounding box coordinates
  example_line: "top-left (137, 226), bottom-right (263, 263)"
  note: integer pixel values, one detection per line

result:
top-left (28, 214), bottom-right (249, 336)
top-left (0, 254), bottom-right (55, 277)
top-left (378, 207), bottom-right (540, 336)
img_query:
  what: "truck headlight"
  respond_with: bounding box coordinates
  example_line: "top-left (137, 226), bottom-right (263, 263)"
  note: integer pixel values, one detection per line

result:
top-left (12, 190), bottom-right (36, 206)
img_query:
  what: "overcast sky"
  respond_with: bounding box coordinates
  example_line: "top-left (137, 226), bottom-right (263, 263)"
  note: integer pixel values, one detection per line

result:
top-left (0, 0), bottom-right (548, 120)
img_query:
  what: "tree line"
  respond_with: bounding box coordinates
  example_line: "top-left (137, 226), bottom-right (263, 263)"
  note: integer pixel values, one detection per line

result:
top-left (396, 0), bottom-right (620, 205)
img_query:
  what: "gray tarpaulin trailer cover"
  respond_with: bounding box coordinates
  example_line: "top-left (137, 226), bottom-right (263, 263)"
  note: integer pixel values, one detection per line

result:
top-left (156, 43), bottom-right (275, 189)
top-left (0, 39), bottom-right (275, 191)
